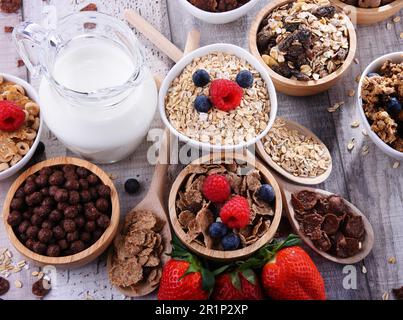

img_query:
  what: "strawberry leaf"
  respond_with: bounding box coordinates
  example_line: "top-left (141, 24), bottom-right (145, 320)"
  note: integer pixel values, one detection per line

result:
top-left (241, 269), bottom-right (256, 286)
top-left (230, 272), bottom-right (242, 291)
top-left (200, 268), bottom-right (215, 293)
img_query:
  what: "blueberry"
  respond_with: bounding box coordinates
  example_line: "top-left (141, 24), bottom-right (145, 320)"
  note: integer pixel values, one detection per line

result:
top-left (194, 95), bottom-right (212, 113)
top-left (257, 184), bottom-right (276, 203)
top-left (209, 222), bottom-right (228, 238)
top-left (387, 97), bottom-right (402, 115)
top-left (192, 69), bottom-right (210, 87)
top-left (124, 179), bottom-right (140, 195)
top-left (236, 70), bottom-right (254, 88)
top-left (367, 72), bottom-right (380, 78)
top-left (221, 233), bottom-right (240, 251)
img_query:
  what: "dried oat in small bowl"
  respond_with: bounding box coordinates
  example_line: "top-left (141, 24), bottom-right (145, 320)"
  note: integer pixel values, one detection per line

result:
top-left (159, 44), bottom-right (278, 151)
top-left (358, 52), bottom-right (403, 160)
top-left (169, 153), bottom-right (282, 262)
top-left (249, 0), bottom-right (357, 96)
top-left (0, 73), bottom-right (43, 180)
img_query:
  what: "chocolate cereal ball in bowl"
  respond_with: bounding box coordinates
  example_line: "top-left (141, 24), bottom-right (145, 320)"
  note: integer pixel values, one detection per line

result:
top-left (249, 0), bottom-right (357, 96)
top-left (168, 152), bottom-right (282, 262)
top-left (159, 43), bottom-right (278, 152)
top-left (358, 52), bottom-right (403, 161)
top-left (2, 157), bottom-right (120, 268)
top-left (0, 73), bottom-right (43, 181)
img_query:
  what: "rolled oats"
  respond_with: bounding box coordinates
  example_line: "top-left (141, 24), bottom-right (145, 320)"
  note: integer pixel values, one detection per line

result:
top-left (164, 52), bottom-right (271, 146)
top-left (262, 118), bottom-right (331, 178)
top-left (256, 0), bottom-right (350, 81)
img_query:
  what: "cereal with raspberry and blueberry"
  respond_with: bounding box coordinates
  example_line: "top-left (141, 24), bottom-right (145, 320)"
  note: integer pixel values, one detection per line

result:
top-left (164, 52), bottom-right (271, 146)
top-left (175, 163), bottom-right (276, 251)
top-left (0, 76), bottom-right (41, 172)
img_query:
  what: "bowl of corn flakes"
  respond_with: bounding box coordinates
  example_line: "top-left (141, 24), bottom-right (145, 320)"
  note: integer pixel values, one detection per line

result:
top-left (0, 73), bottom-right (43, 180)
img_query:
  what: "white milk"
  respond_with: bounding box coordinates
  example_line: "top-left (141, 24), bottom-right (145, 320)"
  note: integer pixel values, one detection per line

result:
top-left (39, 38), bottom-right (157, 163)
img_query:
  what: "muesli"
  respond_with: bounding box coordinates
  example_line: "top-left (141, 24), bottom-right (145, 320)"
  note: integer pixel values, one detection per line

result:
top-left (263, 118), bottom-right (331, 177)
top-left (256, 0), bottom-right (350, 81)
top-left (188, 0), bottom-right (250, 12)
top-left (175, 163), bottom-right (276, 251)
top-left (339, 0), bottom-right (395, 8)
top-left (291, 190), bottom-right (365, 258)
top-left (0, 76), bottom-right (41, 172)
top-left (164, 52), bottom-right (271, 146)
top-left (361, 60), bottom-right (403, 152)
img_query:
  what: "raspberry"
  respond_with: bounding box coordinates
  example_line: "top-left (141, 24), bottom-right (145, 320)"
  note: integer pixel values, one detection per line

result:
top-left (202, 174), bottom-right (231, 203)
top-left (0, 101), bottom-right (25, 132)
top-left (220, 196), bottom-right (250, 229)
top-left (209, 79), bottom-right (243, 112)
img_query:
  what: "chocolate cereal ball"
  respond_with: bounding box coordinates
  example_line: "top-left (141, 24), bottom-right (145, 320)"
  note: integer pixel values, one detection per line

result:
top-left (49, 209), bottom-right (63, 223)
top-left (49, 171), bottom-right (65, 186)
top-left (74, 215), bottom-right (86, 229)
top-left (25, 238), bottom-right (35, 250)
top-left (97, 214), bottom-right (110, 229)
top-left (62, 219), bottom-right (76, 233)
top-left (69, 191), bottom-right (80, 205)
top-left (35, 175), bottom-right (48, 188)
top-left (80, 190), bottom-right (91, 203)
top-left (26, 192), bottom-right (43, 206)
top-left (79, 179), bottom-right (89, 190)
top-left (48, 186), bottom-right (59, 197)
top-left (65, 179), bottom-right (79, 191)
top-left (41, 220), bottom-right (54, 230)
top-left (24, 181), bottom-right (37, 195)
top-left (58, 239), bottom-right (69, 251)
top-left (38, 228), bottom-right (53, 243)
top-left (85, 206), bottom-right (99, 221)
top-left (80, 232), bottom-right (91, 243)
top-left (26, 225), bottom-right (39, 239)
top-left (40, 187), bottom-right (50, 197)
top-left (89, 187), bottom-right (98, 201)
top-left (57, 202), bottom-right (69, 212)
top-left (47, 244), bottom-right (61, 257)
top-left (22, 208), bottom-right (33, 220)
top-left (30, 213), bottom-right (44, 227)
top-left (54, 189), bottom-right (69, 203)
top-left (41, 197), bottom-right (55, 208)
top-left (18, 220), bottom-right (31, 234)
top-left (87, 174), bottom-right (98, 186)
top-left (63, 165), bottom-right (76, 174)
top-left (66, 231), bottom-right (79, 243)
top-left (70, 240), bottom-right (85, 254)
top-left (52, 226), bottom-right (66, 240)
top-left (10, 197), bottom-right (24, 211)
top-left (97, 185), bottom-right (111, 199)
top-left (95, 198), bottom-right (109, 213)
top-left (85, 221), bottom-right (97, 233)
top-left (76, 167), bottom-right (89, 178)
top-left (64, 206), bottom-right (79, 219)
top-left (15, 187), bottom-right (26, 199)
top-left (33, 242), bottom-right (47, 255)
top-left (39, 167), bottom-right (53, 176)
top-left (7, 211), bottom-right (22, 227)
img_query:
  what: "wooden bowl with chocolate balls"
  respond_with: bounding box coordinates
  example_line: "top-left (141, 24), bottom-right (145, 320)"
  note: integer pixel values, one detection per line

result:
top-left (249, 0), bottom-right (357, 96)
top-left (3, 157), bottom-right (120, 268)
top-left (330, 0), bottom-right (403, 25)
top-left (168, 152), bottom-right (282, 262)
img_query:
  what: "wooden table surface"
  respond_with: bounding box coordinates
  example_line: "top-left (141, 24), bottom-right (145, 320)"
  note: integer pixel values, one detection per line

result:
top-left (0, 0), bottom-right (402, 300)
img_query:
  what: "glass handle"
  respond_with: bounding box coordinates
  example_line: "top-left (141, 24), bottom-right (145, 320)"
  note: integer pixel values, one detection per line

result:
top-left (12, 22), bottom-right (48, 77)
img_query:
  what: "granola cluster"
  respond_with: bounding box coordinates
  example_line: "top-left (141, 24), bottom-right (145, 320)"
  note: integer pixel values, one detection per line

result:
top-left (0, 76), bottom-right (41, 173)
top-left (361, 60), bottom-right (403, 152)
top-left (175, 163), bottom-right (274, 250)
top-left (257, 0), bottom-right (350, 81)
top-left (339, 0), bottom-right (395, 8)
top-left (164, 52), bottom-right (271, 146)
top-left (188, 0), bottom-right (250, 12)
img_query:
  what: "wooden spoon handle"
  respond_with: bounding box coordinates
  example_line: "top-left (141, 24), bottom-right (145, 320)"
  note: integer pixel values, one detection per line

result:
top-left (124, 9), bottom-right (183, 63)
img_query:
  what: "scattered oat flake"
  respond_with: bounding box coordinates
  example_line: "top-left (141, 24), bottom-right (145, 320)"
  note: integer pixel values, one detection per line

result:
top-left (392, 162), bottom-right (400, 169)
top-left (362, 129), bottom-right (368, 136)
top-left (361, 145), bottom-right (369, 156)
top-left (361, 265), bottom-right (367, 274)
top-left (388, 256), bottom-right (396, 264)
top-left (382, 291), bottom-right (389, 300)
top-left (354, 58), bottom-right (359, 64)
top-left (355, 75), bottom-right (361, 83)
top-left (15, 280), bottom-right (22, 288)
top-left (351, 120), bottom-right (360, 128)
top-left (393, 16), bottom-right (401, 23)
top-left (387, 23), bottom-right (392, 30)
top-left (32, 271), bottom-right (39, 277)
top-left (348, 89), bottom-right (356, 97)
top-left (347, 138), bottom-right (355, 151)
top-left (327, 101), bottom-right (344, 113)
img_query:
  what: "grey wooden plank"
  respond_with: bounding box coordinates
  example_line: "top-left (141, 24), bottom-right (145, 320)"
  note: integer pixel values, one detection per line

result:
top-left (166, 0), bottom-right (379, 300)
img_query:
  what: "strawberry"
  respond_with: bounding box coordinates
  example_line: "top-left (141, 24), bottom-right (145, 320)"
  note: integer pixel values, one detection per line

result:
top-left (212, 269), bottom-right (263, 300)
top-left (158, 237), bottom-right (225, 300)
top-left (258, 235), bottom-right (326, 300)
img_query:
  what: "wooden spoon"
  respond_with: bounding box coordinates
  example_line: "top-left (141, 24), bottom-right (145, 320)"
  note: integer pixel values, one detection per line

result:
top-left (272, 171), bottom-right (374, 265)
top-left (256, 117), bottom-right (333, 185)
top-left (107, 15), bottom-right (200, 297)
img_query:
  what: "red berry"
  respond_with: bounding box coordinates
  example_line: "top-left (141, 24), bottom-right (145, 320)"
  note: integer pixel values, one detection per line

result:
top-left (202, 174), bottom-right (231, 203)
top-left (0, 101), bottom-right (25, 132)
top-left (220, 195), bottom-right (250, 229)
top-left (209, 79), bottom-right (243, 112)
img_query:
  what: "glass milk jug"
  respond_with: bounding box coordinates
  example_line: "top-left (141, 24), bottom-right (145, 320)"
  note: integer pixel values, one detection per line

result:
top-left (13, 10), bottom-right (158, 163)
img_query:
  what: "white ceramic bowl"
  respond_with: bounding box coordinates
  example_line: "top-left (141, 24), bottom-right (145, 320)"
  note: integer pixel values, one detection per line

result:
top-left (357, 52), bottom-right (403, 161)
top-left (159, 43), bottom-right (278, 152)
top-left (178, 0), bottom-right (261, 24)
top-left (0, 73), bottom-right (43, 180)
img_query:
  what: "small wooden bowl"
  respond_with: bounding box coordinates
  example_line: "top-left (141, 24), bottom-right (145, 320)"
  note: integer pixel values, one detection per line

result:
top-left (249, 0), bottom-right (358, 96)
top-left (330, 0), bottom-right (403, 25)
top-left (169, 152), bottom-right (282, 262)
top-left (2, 157), bottom-right (120, 268)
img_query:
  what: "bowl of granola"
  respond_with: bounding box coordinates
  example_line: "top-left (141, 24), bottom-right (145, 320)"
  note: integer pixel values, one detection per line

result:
top-left (358, 52), bottom-right (403, 160)
top-left (0, 73), bottom-right (43, 180)
top-left (249, 0), bottom-right (357, 96)
top-left (160, 44), bottom-right (277, 151)
top-left (330, 0), bottom-right (403, 25)
top-left (178, 0), bottom-right (261, 24)
top-left (168, 152), bottom-right (282, 261)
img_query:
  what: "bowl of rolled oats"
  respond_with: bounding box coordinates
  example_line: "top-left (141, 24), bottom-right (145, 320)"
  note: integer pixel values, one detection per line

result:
top-left (178, 0), bottom-right (261, 24)
top-left (358, 52), bottom-right (403, 160)
top-left (249, 0), bottom-right (357, 96)
top-left (0, 73), bottom-right (43, 180)
top-left (330, 0), bottom-right (403, 25)
top-left (168, 152), bottom-right (282, 262)
top-left (160, 44), bottom-right (277, 151)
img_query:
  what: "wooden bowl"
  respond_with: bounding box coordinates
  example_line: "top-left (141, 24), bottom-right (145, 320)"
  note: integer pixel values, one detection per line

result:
top-left (330, 0), bottom-right (403, 25)
top-left (169, 152), bottom-right (282, 262)
top-left (249, 0), bottom-right (358, 96)
top-left (2, 157), bottom-right (120, 268)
